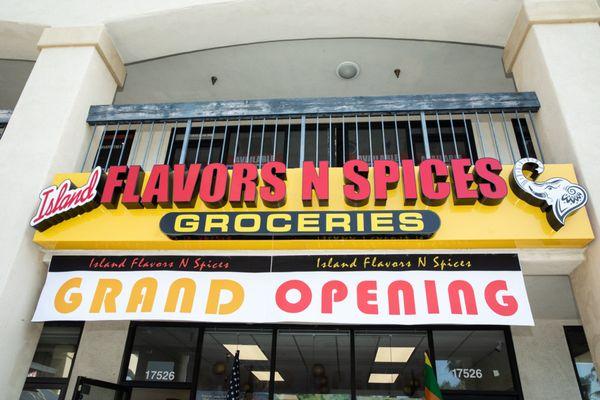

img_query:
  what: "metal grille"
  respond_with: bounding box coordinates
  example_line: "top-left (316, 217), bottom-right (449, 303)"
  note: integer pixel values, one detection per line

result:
top-left (81, 93), bottom-right (543, 171)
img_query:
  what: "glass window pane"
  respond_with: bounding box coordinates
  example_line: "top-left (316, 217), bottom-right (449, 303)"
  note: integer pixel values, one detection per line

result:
top-left (126, 325), bottom-right (198, 383)
top-left (355, 330), bottom-right (428, 400)
top-left (565, 326), bottom-right (600, 400)
top-left (20, 388), bottom-right (62, 400)
top-left (196, 328), bottom-right (272, 400)
top-left (274, 329), bottom-right (351, 400)
top-left (27, 325), bottom-right (81, 379)
top-left (433, 330), bottom-right (514, 392)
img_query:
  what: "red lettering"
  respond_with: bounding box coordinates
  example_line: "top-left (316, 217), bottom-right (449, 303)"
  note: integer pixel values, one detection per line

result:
top-left (401, 159), bottom-right (418, 205)
top-left (450, 158), bottom-right (478, 205)
top-left (424, 280), bottom-right (440, 314)
top-left (140, 165), bottom-right (171, 207)
top-left (260, 161), bottom-right (286, 206)
top-left (199, 163), bottom-right (228, 206)
top-left (302, 161), bottom-right (329, 205)
top-left (474, 157), bottom-right (507, 205)
top-left (321, 280), bottom-right (348, 314)
top-left (229, 163), bottom-right (258, 206)
top-left (275, 280), bottom-right (312, 313)
top-left (343, 160), bottom-right (370, 205)
top-left (357, 281), bottom-right (378, 314)
top-left (173, 164), bottom-right (201, 207)
top-left (485, 280), bottom-right (518, 316)
top-left (448, 280), bottom-right (478, 315)
top-left (101, 165), bottom-right (128, 208)
top-left (122, 165), bottom-right (145, 208)
top-left (388, 281), bottom-right (416, 315)
top-left (419, 159), bottom-right (450, 206)
top-left (373, 160), bottom-right (399, 203)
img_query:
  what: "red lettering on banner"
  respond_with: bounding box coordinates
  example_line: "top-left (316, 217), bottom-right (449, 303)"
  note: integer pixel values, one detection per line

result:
top-left (321, 280), bottom-right (348, 314)
top-left (229, 163), bottom-right (258, 206)
top-left (357, 281), bottom-right (378, 314)
top-left (373, 160), bottom-right (399, 203)
top-left (199, 163), bottom-right (228, 206)
top-left (260, 161), bottom-right (287, 206)
top-left (388, 280), bottom-right (416, 315)
top-left (173, 164), bottom-right (201, 207)
top-left (302, 161), bottom-right (329, 205)
top-left (448, 280), bottom-right (478, 315)
top-left (424, 280), bottom-right (440, 314)
top-left (485, 280), bottom-right (518, 316)
top-left (450, 158), bottom-right (478, 205)
top-left (275, 280), bottom-right (312, 313)
top-left (343, 159), bottom-right (370, 205)
top-left (419, 159), bottom-right (450, 206)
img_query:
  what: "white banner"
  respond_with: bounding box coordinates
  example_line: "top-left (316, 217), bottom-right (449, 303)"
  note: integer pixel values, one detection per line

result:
top-left (33, 263), bottom-right (533, 326)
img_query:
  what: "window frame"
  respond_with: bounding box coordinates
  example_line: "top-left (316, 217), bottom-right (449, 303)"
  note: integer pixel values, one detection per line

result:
top-left (22, 321), bottom-right (84, 400)
top-left (564, 325), bottom-right (600, 400)
top-left (118, 322), bottom-right (523, 400)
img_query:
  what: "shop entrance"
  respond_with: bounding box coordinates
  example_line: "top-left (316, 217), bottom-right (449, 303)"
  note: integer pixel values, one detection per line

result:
top-left (69, 323), bottom-right (523, 400)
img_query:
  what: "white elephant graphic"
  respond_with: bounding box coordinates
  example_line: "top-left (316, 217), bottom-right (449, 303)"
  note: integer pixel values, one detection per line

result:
top-left (510, 158), bottom-right (588, 231)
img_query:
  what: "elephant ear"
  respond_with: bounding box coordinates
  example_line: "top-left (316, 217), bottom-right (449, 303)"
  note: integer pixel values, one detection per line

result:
top-left (551, 183), bottom-right (588, 228)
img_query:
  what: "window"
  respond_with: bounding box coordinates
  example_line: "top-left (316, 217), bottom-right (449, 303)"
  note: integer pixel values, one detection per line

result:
top-left (511, 118), bottom-right (537, 159)
top-left (94, 129), bottom-right (136, 168)
top-left (196, 328), bottom-right (273, 400)
top-left (274, 329), bottom-right (351, 400)
top-left (120, 324), bottom-right (520, 399)
top-left (565, 326), bottom-right (600, 400)
top-left (125, 324), bottom-right (199, 383)
top-left (20, 323), bottom-right (83, 400)
top-left (354, 330), bottom-right (428, 400)
top-left (432, 330), bottom-right (514, 392)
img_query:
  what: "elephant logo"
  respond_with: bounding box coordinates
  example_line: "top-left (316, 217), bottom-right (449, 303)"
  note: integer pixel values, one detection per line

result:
top-left (510, 158), bottom-right (588, 231)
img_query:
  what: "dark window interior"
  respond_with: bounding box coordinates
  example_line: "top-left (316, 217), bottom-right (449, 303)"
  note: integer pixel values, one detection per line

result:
top-left (93, 129), bottom-right (136, 168)
top-left (165, 118), bottom-right (478, 169)
top-left (511, 118), bottom-right (537, 159)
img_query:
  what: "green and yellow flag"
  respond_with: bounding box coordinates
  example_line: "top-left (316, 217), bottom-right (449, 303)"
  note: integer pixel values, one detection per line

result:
top-left (424, 352), bottom-right (443, 400)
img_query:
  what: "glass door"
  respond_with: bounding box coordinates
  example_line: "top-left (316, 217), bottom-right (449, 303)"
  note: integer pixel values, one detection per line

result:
top-left (72, 377), bottom-right (130, 400)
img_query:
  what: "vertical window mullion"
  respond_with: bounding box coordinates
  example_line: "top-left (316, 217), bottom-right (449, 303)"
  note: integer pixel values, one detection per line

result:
top-left (189, 326), bottom-right (205, 400)
top-left (350, 328), bottom-right (356, 400)
top-left (268, 328), bottom-right (278, 400)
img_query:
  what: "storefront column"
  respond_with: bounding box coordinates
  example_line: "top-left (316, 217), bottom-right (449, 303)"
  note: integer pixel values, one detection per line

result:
top-left (504, 0), bottom-right (600, 369)
top-left (0, 26), bottom-right (124, 399)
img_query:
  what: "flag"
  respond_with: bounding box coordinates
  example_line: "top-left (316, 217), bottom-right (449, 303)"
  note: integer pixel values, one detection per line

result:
top-left (227, 350), bottom-right (241, 400)
top-left (424, 352), bottom-right (443, 400)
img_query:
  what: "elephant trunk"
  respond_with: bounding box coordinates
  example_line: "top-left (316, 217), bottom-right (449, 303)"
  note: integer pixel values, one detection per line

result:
top-left (511, 158), bottom-right (546, 205)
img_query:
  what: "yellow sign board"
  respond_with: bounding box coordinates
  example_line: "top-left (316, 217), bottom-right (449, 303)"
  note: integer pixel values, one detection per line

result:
top-left (33, 165), bottom-right (594, 250)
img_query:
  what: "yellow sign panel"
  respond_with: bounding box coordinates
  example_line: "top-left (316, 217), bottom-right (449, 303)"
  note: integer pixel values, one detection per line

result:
top-left (33, 165), bottom-right (594, 250)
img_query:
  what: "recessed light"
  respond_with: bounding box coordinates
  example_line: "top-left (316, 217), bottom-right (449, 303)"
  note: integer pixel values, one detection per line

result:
top-left (368, 373), bottom-right (399, 384)
top-left (374, 347), bottom-right (415, 363)
top-left (223, 344), bottom-right (268, 361)
top-left (336, 61), bottom-right (360, 80)
top-left (252, 371), bottom-right (284, 381)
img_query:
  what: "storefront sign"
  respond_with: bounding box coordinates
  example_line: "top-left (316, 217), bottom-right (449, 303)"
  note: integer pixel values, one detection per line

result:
top-left (31, 159), bottom-right (593, 250)
top-left (33, 254), bottom-right (534, 326)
